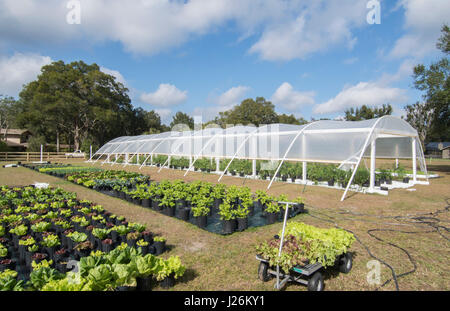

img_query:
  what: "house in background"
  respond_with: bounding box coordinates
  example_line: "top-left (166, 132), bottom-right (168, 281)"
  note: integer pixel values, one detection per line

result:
top-left (0, 129), bottom-right (32, 151)
top-left (425, 142), bottom-right (450, 159)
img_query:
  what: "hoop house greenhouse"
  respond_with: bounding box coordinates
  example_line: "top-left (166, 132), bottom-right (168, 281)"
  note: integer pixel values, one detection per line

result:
top-left (90, 116), bottom-right (429, 201)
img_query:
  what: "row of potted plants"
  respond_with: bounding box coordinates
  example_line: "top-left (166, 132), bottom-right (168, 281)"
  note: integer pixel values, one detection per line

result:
top-left (0, 185), bottom-right (173, 288)
top-left (116, 180), bottom-right (306, 234)
top-left (0, 243), bottom-right (185, 291)
top-left (28, 164), bottom-right (307, 234)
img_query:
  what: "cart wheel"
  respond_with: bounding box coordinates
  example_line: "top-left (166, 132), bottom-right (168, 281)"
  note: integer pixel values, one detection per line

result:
top-left (338, 253), bottom-right (352, 274)
top-left (307, 271), bottom-right (324, 291)
top-left (258, 262), bottom-right (271, 282)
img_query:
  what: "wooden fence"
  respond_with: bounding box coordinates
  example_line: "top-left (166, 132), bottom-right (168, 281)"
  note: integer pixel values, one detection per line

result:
top-left (0, 152), bottom-right (84, 162)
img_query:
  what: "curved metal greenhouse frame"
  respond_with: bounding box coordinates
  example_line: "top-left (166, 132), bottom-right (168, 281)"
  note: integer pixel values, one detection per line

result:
top-left (89, 116), bottom-right (428, 201)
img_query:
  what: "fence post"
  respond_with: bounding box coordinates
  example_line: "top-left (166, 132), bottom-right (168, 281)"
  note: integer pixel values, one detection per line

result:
top-left (27, 153), bottom-right (29, 161)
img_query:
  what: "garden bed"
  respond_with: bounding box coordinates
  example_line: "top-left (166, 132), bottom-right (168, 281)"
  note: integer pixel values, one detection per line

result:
top-left (0, 185), bottom-right (187, 291)
top-left (23, 164), bottom-right (307, 235)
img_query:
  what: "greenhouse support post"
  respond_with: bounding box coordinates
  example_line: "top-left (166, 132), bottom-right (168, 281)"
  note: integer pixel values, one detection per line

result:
top-left (40, 145), bottom-right (43, 162)
top-left (218, 128), bottom-right (259, 182)
top-left (216, 158), bottom-right (220, 172)
top-left (268, 123), bottom-right (315, 189)
top-left (412, 137), bottom-right (417, 182)
top-left (89, 145), bottom-right (92, 160)
top-left (186, 132), bottom-right (223, 177)
top-left (369, 139), bottom-right (376, 191)
top-left (302, 162), bottom-right (307, 183)
top-left (252, 159), bottom-right (256, 178)
top-left (138, 140), bottom-right (165, 169)
top-left (341, 117), bottom-right (386, 201)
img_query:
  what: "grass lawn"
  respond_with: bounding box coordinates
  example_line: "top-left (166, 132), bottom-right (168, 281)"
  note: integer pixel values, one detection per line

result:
top-left (1, 158), bottom-right (449, 291)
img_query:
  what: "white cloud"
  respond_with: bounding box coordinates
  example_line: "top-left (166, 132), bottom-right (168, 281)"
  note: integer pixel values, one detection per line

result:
top-left (0, 0), bottom-right (368, 60)
top-left (271, 82), bottom-right (315, 112)
top-left (140, 83), bottom-right (187, 108)
top-left (215, 86), bottom-right (250, 108)
top-left (249, 0), bottom-right (367, 61)
top-left (100, 66), bottom-right (127, 86)
top-left (389, 0), bottom-right (450, 59)
top-left (0, 53), bottom-right (52, 96)
top-left (193, 86), bottom-right (250, 122)
top-left (313, 82), bottom-right (408, 114)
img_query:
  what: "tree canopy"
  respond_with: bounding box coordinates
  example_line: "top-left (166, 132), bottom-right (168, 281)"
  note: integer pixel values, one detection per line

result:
top-left (344, 104), bottom-right (393, 121)
top-left (17, 60), bottom-right (149, 150)
top-left (407, 24), bottom-right (450, 142)
top-left (170, 111), bottom-right (194, 130)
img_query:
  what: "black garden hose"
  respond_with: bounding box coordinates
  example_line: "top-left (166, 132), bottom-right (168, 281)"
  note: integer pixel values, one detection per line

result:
top-left (303, 198), bottom-right (450, 291)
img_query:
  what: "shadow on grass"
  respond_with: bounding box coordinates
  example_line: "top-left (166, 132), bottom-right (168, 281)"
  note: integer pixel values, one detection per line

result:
top-left (178, 268), bottom-right (199, 284)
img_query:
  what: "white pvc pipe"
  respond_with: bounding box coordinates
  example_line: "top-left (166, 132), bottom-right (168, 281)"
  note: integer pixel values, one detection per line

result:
top-left (302, 162), bottom-right (307, 183)
top-left (370, 139), bottom-right (376, 191)
top-left (412, 137), bottom-right (417, 182)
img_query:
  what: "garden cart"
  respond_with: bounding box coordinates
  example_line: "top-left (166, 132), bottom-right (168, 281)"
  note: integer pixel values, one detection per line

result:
top-left (256, 202), bottom-right (353, 291)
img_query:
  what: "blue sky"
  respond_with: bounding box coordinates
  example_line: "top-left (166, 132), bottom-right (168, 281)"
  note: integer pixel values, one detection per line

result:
top-left (0, 0), bottom-right (448, 124)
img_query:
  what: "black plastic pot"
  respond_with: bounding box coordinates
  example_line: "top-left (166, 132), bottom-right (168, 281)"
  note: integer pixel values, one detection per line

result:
top-left (403, 177), bottom-right (410, 183)
top-left (375, 180), bottom-right (381, 187)
top-left (222, 219), bottom-right (237, 234)
top-left (153, 241), bottom-right (165, 255)
top-left (327, 179), bottom-right (334, 186)
top-left (127, 239), bottom-right (137, 248)
top-left (237, 217), bottom-right (248, 231)
top-left (281, 175), bottom-right (287, 182)
top-left (213, 198), bottom-right (222, 210)
top-left (141, 198), bottom-right (150, 208)
top-left (138, 245), bottom-right (149, 255)
top-left (55, 261), bottom-right (68, 273)
top-left (101, 242), bottom-right (113, 253)
top-left (136, 276), bottom-right (153, 291)
top-left (176, 199), bottom-right (186, 209)
top-left (0, 259), bottom-right (15, 271)
top-left (266, 212), bottom-right (279, 225)
top-left (294, 203), bottom-right (305, 213)
top-left (43, 246), bottom-right (55, 260)
top-left (386, 179), bottom-right (392, 185)
top-left (178, 208), bottom-right (190, 221)
top-left (120, 192), bottom-right (126, 200)
top-left (239, 172), bottom-right (245, 177)
top-left (195, 215), bottom-right (207, 229)
top-left (164, 206), bottom-right (176, 217)
top-left (160, 275), bottom-right (175, 289)
top-left (152, 199), bottom-right (160, 210)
